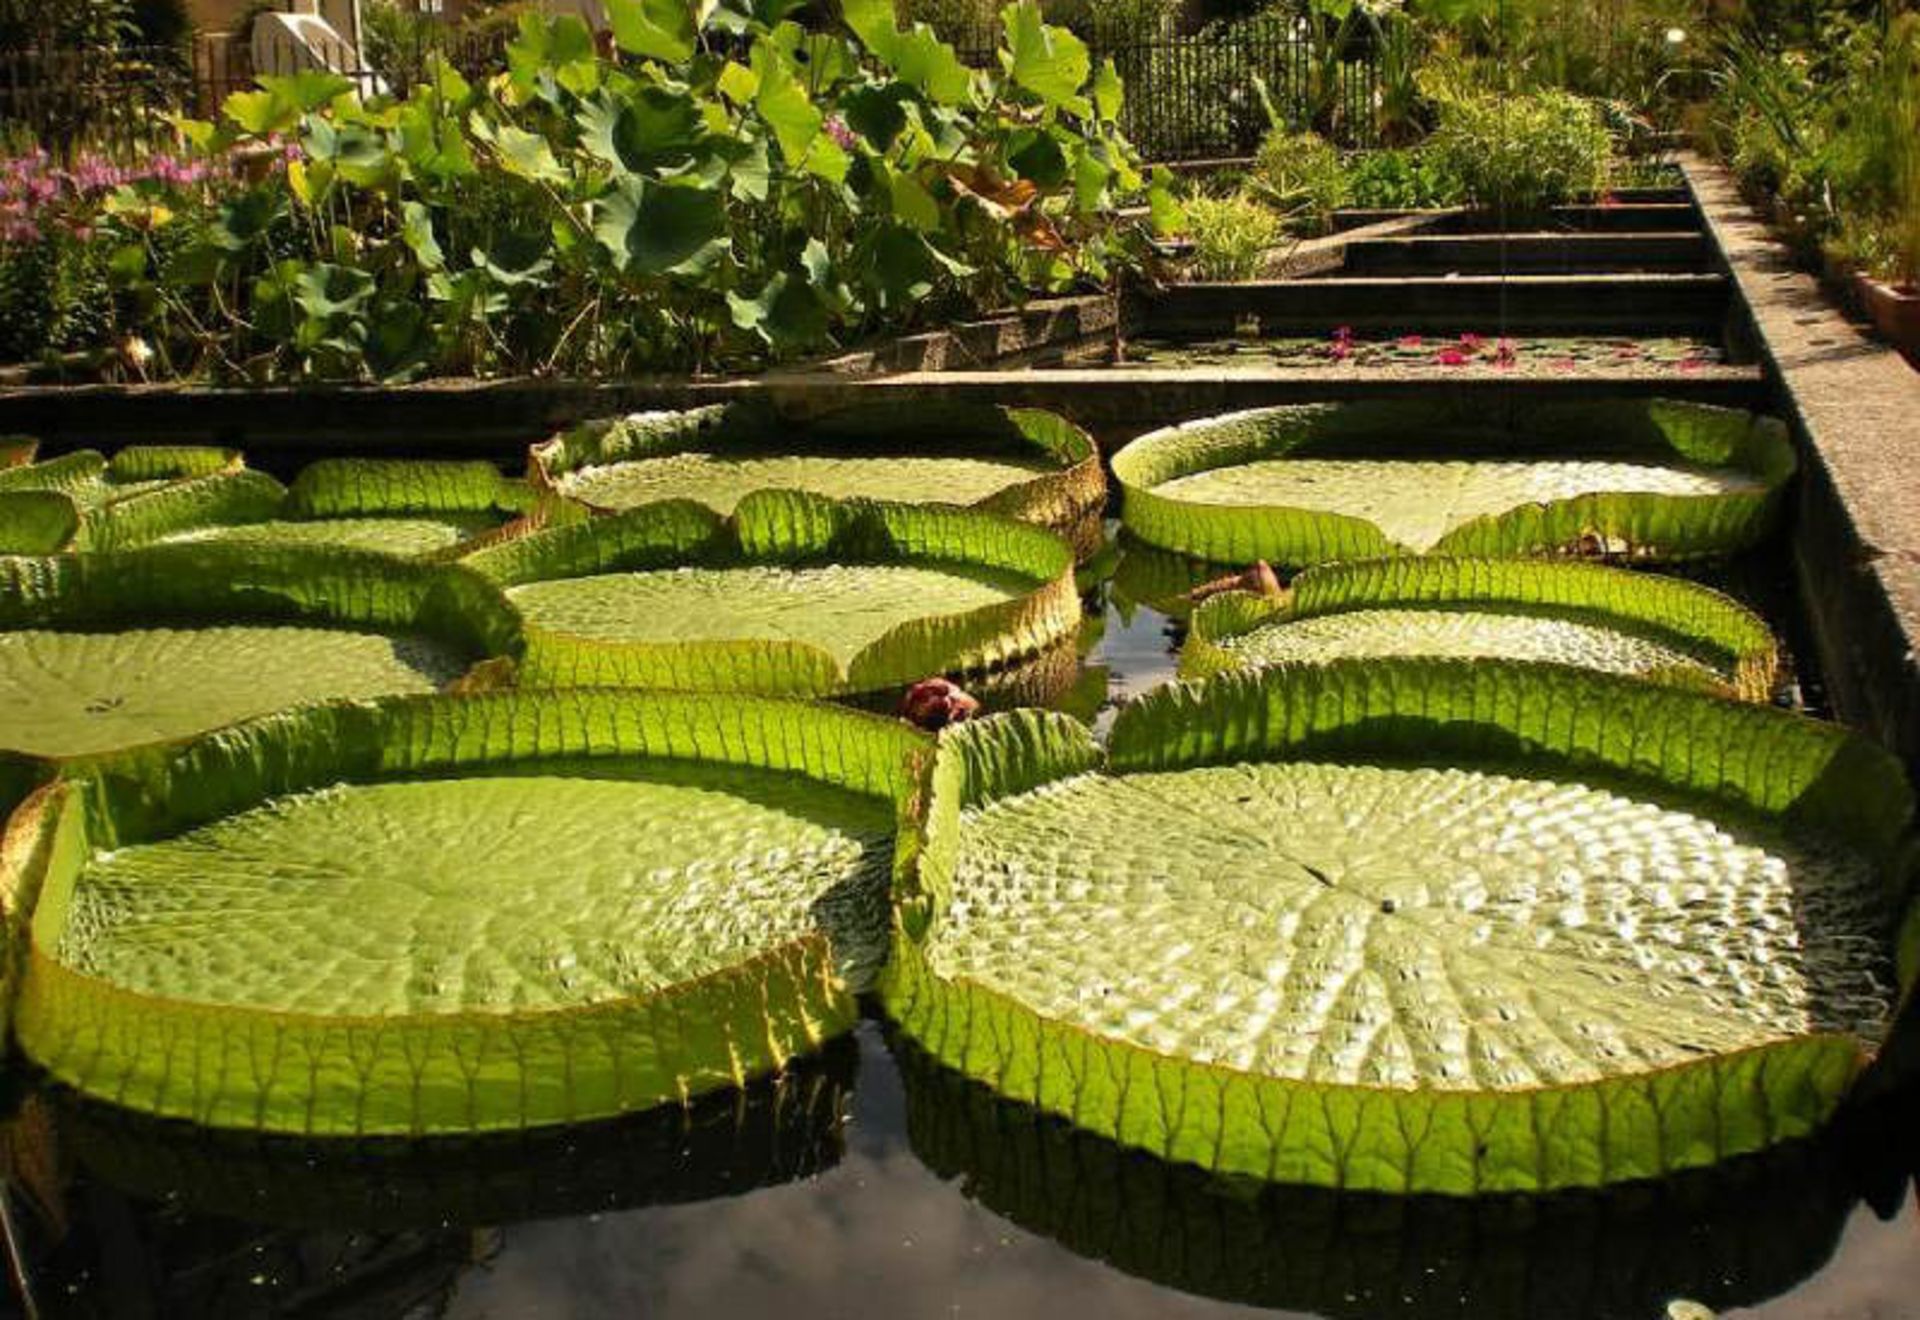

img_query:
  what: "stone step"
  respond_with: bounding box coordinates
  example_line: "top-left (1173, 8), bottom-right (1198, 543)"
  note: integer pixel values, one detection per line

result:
top-left (1334, 203), bottom-right (1700, 234)
top-left (1143, 273), bottom-right (1732, 337)
top-left (1336, 232), bottom-right (1710, 276)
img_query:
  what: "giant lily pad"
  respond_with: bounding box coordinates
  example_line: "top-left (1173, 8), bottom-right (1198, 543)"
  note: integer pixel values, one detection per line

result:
top-left (0, 446), bottom-right (285, 555)
top-left (0, 544), bottom-right (520, 761)
top-left (1113, 400), bottom-right (1797, 566)
top-left (467, 490), bottom-right (1079, 696)
top-left (2, 691), bottom-right (928, 1134)
top-left (1183, 557), bottom-right (1779, 700)
top-left (885, 661), bottom-right (1914, 1194)
top-left (159, 459), bottom-right (532, 558)
top-left (532, 400), bottom-right (1106, 559)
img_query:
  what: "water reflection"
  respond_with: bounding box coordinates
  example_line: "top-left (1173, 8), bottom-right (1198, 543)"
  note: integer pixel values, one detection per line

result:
top-left (894, 1034), bottom-right (1914, 1320)
top-left (6, 1015), bottom-right (1918, 1319)
top-left (8, 1040), bottom-right (855, 1317)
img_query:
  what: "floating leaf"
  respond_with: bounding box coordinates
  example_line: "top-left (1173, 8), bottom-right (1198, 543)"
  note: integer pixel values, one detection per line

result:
top-left (162, 459), bottom-right (530, 559)
top-left (886, 661), bottom-right (1913, 1194)
top-left (1183, 557), bottom-right (1780, 700)
top-left (1114, 401), bottom-right (1797, 566)
top-left (0, 545), bottom-right (519, 761)
top-left (465, 490), bottom-right (1079, 696)
top-left (5, 691), bottom-right (929, 1134)
top-left (897, 1036), bottom-right (1866, 1319)
top-left (0, 448), bottom-right (283, 555)
top-left (531, 400), bottom-right (1104, 557)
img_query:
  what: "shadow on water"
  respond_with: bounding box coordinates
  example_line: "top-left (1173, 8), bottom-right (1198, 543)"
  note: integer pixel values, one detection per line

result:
top-left (0, 1038), bottom-right (856, 1317)
top-left (891, 1030), bottom-right (1918, 1320)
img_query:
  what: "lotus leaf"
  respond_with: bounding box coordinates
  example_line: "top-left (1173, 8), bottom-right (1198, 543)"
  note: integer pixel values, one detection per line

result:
top-left (1183, 558), bottom-right (1778, 700)
top-left (1113, 400), bottom-right (1797, 566)
top-left (885, 660), bottom-right (1914, 1194)
top-left (468, 490), bottom-right (1079, 696)
top-left (3, 691), bottom-right (929, 1134)
top-left (0, 545), bottom-right (520, 761)
top-left (532, 401), bottom-right (1105, 557)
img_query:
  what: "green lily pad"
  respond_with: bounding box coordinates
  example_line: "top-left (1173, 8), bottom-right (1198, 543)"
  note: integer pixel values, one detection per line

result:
top-left (165, 512), bottom-right (505, 557)
top-left (0, 447), bottom-right (285, 555)
top-left (159, 460), bottom-right (529, 559)
top-left (0, 624), bottom-right (464, 758)
top-left (1114, 400), bottom-right (1797, 566)
top-left (467, 490), bottom-right (1079, 697)
top-left (62, 759), bottom-right (895, 1010)
top-left (509, 562), bottom-right (1043, 669)
top-left (533, 401), bottom-right (1105, 556)
top-left (885, 660), bottom-right (1913, 1194)
top-left (1183, 557), bottom-right (1779, 699)
top-left (6, 691), bottom-right (928, 1134)
top-left (0, 545), bottom-right (520, 762)
top-left (1156, 457), bottom-right (1763, 554)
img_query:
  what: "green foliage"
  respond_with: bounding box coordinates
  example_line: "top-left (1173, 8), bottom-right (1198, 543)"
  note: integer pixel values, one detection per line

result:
top-left (1247, 130), bottom-right (1345, 234)
top-left (3, 0), bottom-right (1173, 382)
top-left (1181, 192), bottom-right (1284, 281)
top-left (1426, 87), bottom-right (1613, 213)
top-left (1340, 147), bottom-right (1466, 208)
top-left (1711, 13), bottom-right (1920, 287)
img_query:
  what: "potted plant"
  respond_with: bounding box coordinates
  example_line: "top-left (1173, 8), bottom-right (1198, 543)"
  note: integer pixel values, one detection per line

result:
top-left (1849, 17), bottom-right (1920, 363)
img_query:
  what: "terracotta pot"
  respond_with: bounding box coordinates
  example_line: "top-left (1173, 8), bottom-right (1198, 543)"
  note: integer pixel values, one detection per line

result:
top-left (1854, 273), bottom-right (1920, 366)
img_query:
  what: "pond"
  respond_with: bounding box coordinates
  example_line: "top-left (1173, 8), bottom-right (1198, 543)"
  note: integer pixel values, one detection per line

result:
top-left (8, 538), bottom-right (1917, 1319)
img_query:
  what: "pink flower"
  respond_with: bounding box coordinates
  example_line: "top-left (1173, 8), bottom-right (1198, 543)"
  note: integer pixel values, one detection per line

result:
top-left (1435, 348), bottom-right (1469, 366)
top-left (1395, 334), bottom-right (1423, 348)
top-left (823, 114), bottom-right (857, 151)
top-left (1676, 357), bottom-right (1703, 372)
top-left (1494, 337), bottom-right (1517, 365)
top-left (1457, 332), bottom-right (1483, 351)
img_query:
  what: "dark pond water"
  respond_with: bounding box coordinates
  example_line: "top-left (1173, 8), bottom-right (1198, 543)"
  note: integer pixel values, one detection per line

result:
top-left (4, 536), bottom-right (1916, 1320)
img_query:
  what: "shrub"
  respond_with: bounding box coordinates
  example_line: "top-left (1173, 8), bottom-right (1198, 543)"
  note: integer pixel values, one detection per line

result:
top-left (1248, 130), bottom-right (1345, 235)
top-left (1183, 193), bottom-right (1284, 281)
top-left (1426, 89), bottom-right (1613, 214)
top-left (1709, 14), bottom-right (1920, 287)
top-left (1341, 148), bottom-right (1466, 210)
top-left (0, 0), bottom-right (1174, 382)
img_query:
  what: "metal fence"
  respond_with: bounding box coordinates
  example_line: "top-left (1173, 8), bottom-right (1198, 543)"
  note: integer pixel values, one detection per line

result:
top-left (0, 30), bottom-right (507, 160)
top-left (0, 20), bottom-right (1377, 164)
top-left (950, 19), bottom-right (1382, 158)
